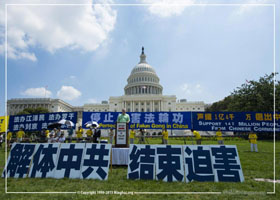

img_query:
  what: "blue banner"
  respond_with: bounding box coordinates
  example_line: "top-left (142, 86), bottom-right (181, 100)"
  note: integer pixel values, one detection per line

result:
top-left (192, 112), bottom-right (280, 132)
top-left (8, 112), bottom-right (77, 131)
top-left (82, 112), bottom-right (192, 130)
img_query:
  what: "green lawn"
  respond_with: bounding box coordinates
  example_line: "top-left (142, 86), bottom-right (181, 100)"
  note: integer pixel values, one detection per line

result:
top-left (0, 138), bottom-right (279, 200)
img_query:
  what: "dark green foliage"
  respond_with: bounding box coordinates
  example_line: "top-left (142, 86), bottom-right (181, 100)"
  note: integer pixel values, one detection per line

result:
top-left (207, 73), bottom-right (279, 112)
top-left (16, 107), bottom-right (49, 115)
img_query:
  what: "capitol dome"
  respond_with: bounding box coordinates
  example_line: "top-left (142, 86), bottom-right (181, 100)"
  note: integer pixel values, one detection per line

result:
top-left (124, 47), bottom-right (163, 95)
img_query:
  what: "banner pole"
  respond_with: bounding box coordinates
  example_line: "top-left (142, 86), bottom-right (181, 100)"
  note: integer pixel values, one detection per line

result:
top-left (110, 146), bottom-right (113, 174)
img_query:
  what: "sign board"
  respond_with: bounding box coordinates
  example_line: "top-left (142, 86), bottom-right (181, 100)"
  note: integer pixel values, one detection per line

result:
top-left (127, 144), bottom-right (244, 183)
top-left (82, 112), bottom-right (192, 130)
top-left (2, 143), bottom-right (111, 180)
top-left (8, 112), bottom-right (77, 131)
top-left (115, 123), bottom-right (128, 147)
top-left (192, 112), bottom-right (280, 132)
top-left (0, 116), bottom-right (9, 132)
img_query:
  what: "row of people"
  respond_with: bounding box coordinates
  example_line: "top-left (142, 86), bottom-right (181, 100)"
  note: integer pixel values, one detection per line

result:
top-left (1, 127), bottom-right (258, 152)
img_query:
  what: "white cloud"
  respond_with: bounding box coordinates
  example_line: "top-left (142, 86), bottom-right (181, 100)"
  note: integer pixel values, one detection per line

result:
top-left (231, 0), bottom-right (270, 16)
top-left (180, 83), bottom-right (191, 94)
top-left (21, 87), bottom-right (52, 97)
top-left (57, 85), bottom-right (81, 101)
top-left (0, 0), bottom-right (117, 61)
top-left (140, 0), bottom-right (195, 18)
top-left (87, 98), bottom-right (98, 103)
top-left (179, 83), bottom-right (203, 97)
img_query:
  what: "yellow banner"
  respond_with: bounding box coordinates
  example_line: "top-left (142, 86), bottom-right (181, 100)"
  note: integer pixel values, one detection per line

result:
top-left (0, 116), bottom-right (9, 132)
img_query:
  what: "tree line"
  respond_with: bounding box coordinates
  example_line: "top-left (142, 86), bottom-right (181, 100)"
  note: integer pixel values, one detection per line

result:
top-left (206, 73), bottom-right (280, 112)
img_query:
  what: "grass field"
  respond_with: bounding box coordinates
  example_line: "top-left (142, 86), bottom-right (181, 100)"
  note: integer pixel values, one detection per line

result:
top-left (0, 138), bottom-right (279, 200)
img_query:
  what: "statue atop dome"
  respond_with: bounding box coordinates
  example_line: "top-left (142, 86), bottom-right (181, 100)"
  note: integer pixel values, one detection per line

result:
top-left (140, 46), bottom-right (147, 64)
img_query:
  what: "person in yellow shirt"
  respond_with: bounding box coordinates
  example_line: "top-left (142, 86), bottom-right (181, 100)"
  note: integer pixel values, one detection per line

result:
top-left (129, 128), bottom-right (136, 144)
top-left (16, 128), bottom-right (25, 143)
top-left (45, 129), bottom-right (50, 138)
top-left (162, 128), bottom-right (168, 144)
top-left (86, 127), bottom-right (93, 142)
top-left (216, 128), bottom-right (224, 145)
top-left (248, 132), bottom-right (258, 152)
top-left (6, 130), bottom-right (13, 148)
top-left (76, 126), bottom-right (84, 143)
top-left (191, 129), bottom-right (201, 145)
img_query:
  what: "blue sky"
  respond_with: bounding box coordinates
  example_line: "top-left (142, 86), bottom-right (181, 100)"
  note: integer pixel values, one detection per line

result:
top-left (0, 0), bottom-right (279, 115)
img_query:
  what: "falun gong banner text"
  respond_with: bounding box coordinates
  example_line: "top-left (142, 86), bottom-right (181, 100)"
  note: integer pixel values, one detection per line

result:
top-left (83, 112), bottom-right (192, 129)
top-left (8, 112), bottom-right (77, 132)
top-left (127, 144), bottom-right (244, 182)
top-left (0, 116), bottom-right (9, 132)
top-left (2, 143), bottom-right (111, 180)
top-left (192, 112), bottom-right (280, 132)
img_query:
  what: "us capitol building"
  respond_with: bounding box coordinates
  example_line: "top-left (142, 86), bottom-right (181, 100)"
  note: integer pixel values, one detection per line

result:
top-left (7, 47), bottom-right (205, 123)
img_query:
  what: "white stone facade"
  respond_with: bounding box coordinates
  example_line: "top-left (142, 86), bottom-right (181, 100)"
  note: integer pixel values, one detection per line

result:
top-left (7, 98), bottom-right (73, 115)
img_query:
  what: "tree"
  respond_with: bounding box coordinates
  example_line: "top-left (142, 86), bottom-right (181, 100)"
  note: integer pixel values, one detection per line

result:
top-left (206, 73), bottom-right (279, 112)
top-left (16, 107), bottom-right (49, 115)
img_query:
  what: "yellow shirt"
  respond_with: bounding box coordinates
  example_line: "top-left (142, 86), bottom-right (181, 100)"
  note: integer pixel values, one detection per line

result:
top-left (76, 128), bottom-right (83, 138)
top-left (249, 133), bottom-right (257, 144)
top-left (162, 130), bottom-right (168, 140)
top-left (45, 130), bottom-right (50, 138)
top-left (130, 130), bottom-right (135, 139)
top-left (216, 130), bottom-right (223, 141)
top-left (86, 129), bottom-right (93, 137)
top-left (17, 130), bottom-right (25, 138)
top-left (193, 130), bottom-right (201, 140)
top-left (7, 132), bottom-right (12, 140)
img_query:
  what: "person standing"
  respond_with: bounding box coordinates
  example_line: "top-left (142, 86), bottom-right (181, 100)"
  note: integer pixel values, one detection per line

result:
top-left (93, 126), bottom-right (101, 143)
top-left (56, 127), bottom-right (62, 137)
top-left (117, 109), bottom-right (130, 124)
top-left (191, 129), bottom-right (201, 145)
top-left (248, 132), bottom-right (258, 152)
top-left (129, 128), bottom-right (136, 144)
top-left (16, 128), bottom-right (25, 143)
top-left (76, 126), bottom-right (84, 143)
top-left (45, 129), bottom-right (50, 139)
top-left (68, 126), bottom-right (74, 143)
top-left (108, 128), bottom-right (114, 144)
top-left (40, 129), bottom-right (47, 143)
top-left (48, 133), bottom-right (56, 143)
top-left (6, 130), bottom-right (12, 148)
top-left (216, 128), bottom-right (224, 145)
top-left (50, 128), bottom-right (57, 138)
top-left (138, 129), bottom-right (145, 144)
top-left (162, 128), bottom-right (168, 144)
top-left (86, 127), bottom-right (93, 142)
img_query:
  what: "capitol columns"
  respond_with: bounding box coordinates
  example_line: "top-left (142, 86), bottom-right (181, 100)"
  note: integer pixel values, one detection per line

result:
top-left (144, 101), bottom-right (147, 112)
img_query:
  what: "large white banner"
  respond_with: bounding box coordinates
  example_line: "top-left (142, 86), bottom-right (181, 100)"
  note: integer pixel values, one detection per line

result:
top-left (3, 143), bottom-right (111, 180)
top-left (128, 144), bottom-right (244, 183)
